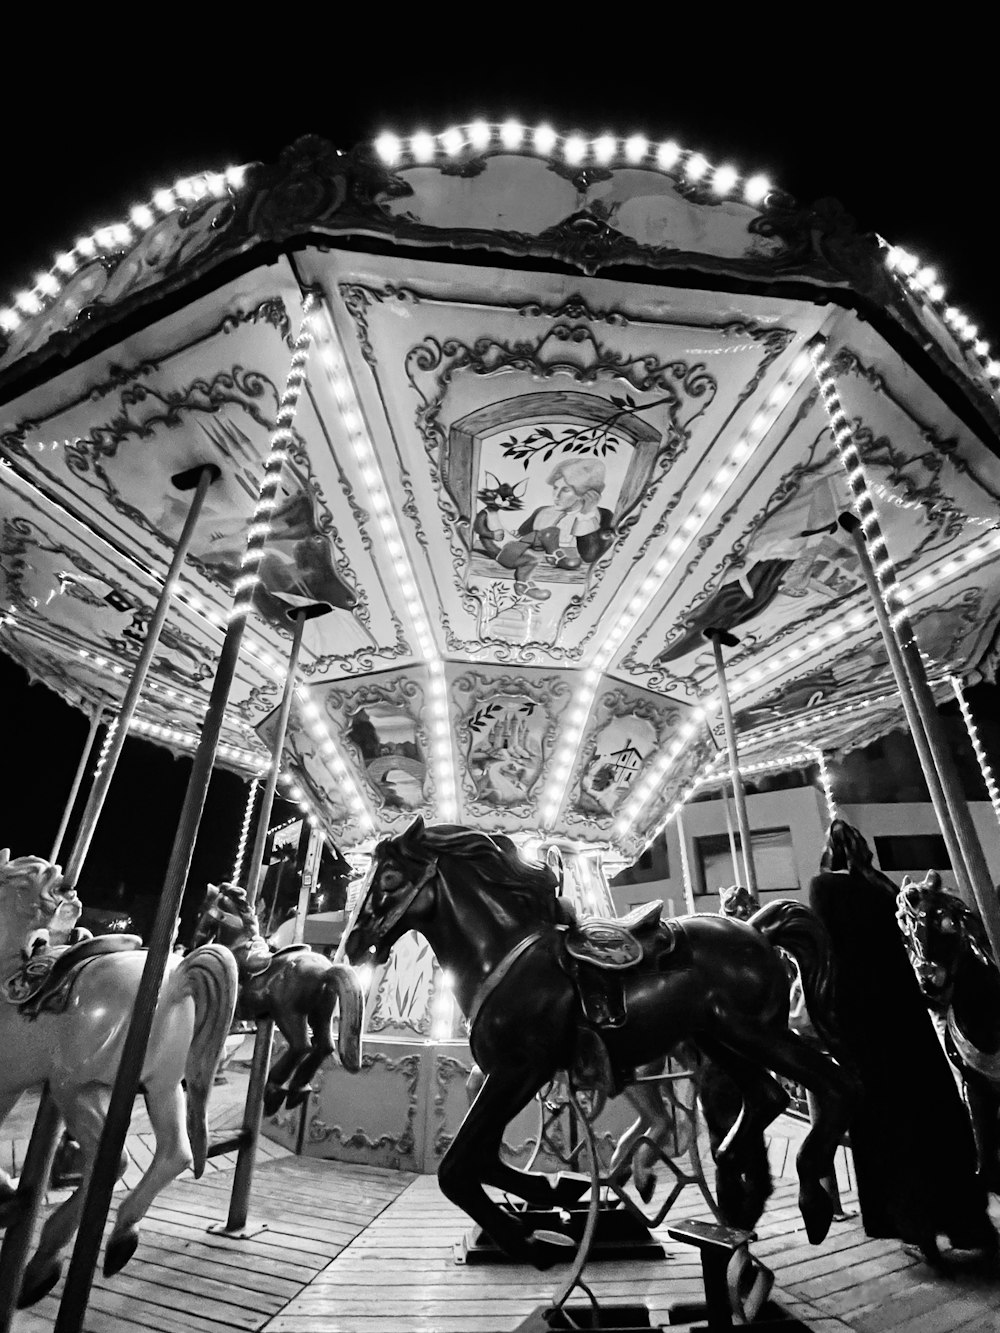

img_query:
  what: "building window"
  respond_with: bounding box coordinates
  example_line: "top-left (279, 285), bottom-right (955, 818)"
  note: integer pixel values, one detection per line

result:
top-left (873, 834), bottom-right (951, 872)
top-left (694, 827), bottom-right (798, 896)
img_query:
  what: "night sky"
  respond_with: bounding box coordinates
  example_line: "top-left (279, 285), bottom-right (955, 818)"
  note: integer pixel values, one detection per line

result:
top-left (2, 37), bottom-right (998, 915)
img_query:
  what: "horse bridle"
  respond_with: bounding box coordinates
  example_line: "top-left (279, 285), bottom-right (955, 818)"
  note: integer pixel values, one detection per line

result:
top-left (355, 854), bottom-right (439, 955)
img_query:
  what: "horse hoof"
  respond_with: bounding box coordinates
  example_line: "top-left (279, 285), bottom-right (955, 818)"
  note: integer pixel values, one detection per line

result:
top-left (18, 1258), bottom-right (62, 1308)
top-left (104, 1226), bottom-right (139, 1277)
top-left (284, 1087), bottom-right (312, 1111)
top-left (635, 1171), bottom-right (655, 1205)
top-left (800, 1186), bottom-right (834, 1244)
top-left (262, 1086), bottom-right (286, 1117)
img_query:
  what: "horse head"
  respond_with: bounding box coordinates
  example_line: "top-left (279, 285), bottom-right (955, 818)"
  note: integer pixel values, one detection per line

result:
top-left (0, 849), bottom-right (80, 953)
top-left (719, 885), bottom-right (756, 921)
top-left (344, 818), bottom-right (438, 967)
top-left (895, 870), bottom-right (983, 1007)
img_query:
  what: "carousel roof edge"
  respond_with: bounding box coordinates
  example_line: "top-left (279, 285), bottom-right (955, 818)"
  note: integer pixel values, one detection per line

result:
top-left (1, 130), bottom-right (996, 438)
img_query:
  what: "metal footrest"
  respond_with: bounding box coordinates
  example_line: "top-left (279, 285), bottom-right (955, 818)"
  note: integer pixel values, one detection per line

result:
top-left (456, 1203), bottom-right (665, 1265)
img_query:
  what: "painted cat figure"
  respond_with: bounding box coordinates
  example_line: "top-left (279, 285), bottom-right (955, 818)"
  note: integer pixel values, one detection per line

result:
top-left (472, 475), bottom-right (526, 557)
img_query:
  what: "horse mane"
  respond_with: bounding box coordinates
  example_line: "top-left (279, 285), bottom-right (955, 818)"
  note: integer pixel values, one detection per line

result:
top-left (391, 821), bottom-right (559, 919)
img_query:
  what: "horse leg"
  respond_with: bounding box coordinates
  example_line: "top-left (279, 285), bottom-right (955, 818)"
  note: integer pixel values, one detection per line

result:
top-left (283, 1004), bottom-right (336, 1111)
top-left (104, 1081), bottom-right (192, 1277)
top-left (714, 1019), bottom-right (859, 1244)
top-left (19, 1082), bottom-right (124, 1307)
top-left (609, 1080), bottom-right (667, 1203)
top-left (264, 1012), bottom-right (310, 1116)
top-left (0, 1089), bottom-right (23, 1216)
top-left (439, 1064), bottom-right (573, 1268)
top-left (694, 1041), bottom-right (783, 1231)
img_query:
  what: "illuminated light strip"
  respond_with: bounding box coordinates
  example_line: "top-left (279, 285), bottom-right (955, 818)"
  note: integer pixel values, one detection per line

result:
top-left (92, 717), bottom-right (119, 779)
top-left (0, 455), bottom-right (293, 678)
top-left (231, 778), bottom-right (260, 882)
top-left (811, 346), bottom-right (915, 651)
top-left (372, 123), bottom-right (772, 207)
top-left (127, 716), bottom-right (269, 772)
top-left (951, 677), bottom-right (1000, 831)
top-left (551, 353), bottom-right (814, 835)
top-left (0, 164), bottom-right (248, 337)
top-left (814, 749), bottom-right (838, 822)
top-left (318, 311), bottom-right (458, 821)
top-left (294, 683), bottom-right (374, 832)
top-left (233, 295), bottom-right (319, 620)
top-left (634, 750), bottom-right (819, 856)
top-left (884, 244), bottom-right (1000, 396)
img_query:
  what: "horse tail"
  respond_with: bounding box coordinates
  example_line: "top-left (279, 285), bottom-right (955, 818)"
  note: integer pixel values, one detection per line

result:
top-left (322, 962), bottom-right (365, 1073)
top-left (748, 900), bottom-right (841, 1054)
top-left (164, 944), bottom-right (238, 1177)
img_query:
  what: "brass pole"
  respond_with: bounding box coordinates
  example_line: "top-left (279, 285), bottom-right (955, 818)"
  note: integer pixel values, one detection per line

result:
top-left (294, 823), bottom-right (325, 944)
top-left (55, 298), bottom-right (318, 1333)
top-left (705, 629), bottom-right (758, 900)
top-left (64, 464), bottom-right (220, 881)
top-left (244, 607), bottom-right (314, 908)
top-left (49, 707), bottom-right (103, 862)
top-left (675, 808), bottom-right (696, 913)
top-left (841, 515), bottom-right (973, 901)
top-left (0, 1089), bottom-right (62, 1331)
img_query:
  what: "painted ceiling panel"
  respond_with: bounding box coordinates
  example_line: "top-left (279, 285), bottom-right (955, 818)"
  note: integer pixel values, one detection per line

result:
top-left (0, 136), bottom-right (998, 856)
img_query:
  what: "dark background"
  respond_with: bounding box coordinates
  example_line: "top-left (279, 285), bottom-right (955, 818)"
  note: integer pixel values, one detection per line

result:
top-left (2, 31), bottom-right (999, 921)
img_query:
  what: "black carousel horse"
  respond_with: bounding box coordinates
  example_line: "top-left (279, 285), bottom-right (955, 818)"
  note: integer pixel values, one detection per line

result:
top-left (897, 871), bottom-right (1000, 1192)
top-left (345, 818), bottom-right (859, 1267)
top-left (192, 883), bottom-right (364, 1114)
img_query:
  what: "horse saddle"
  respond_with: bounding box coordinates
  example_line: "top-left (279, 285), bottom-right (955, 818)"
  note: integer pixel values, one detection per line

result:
top-left (238, 941), bottom-right (310, 981)
top-left (562, 902), bottom-right (684, 1034)
top-left (3, 934), bottom-right (143, 1018)
top-left (564, 900), bottom-right (664, 970)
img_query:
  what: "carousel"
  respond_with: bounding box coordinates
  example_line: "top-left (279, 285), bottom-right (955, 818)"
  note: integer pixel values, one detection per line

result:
top-left (2, 121), bottom-right (1000, 1331)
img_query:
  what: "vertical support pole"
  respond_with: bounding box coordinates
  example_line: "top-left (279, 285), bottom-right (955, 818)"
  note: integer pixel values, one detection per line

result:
top-left (231, 777), bottom-right (260, 884)
top-left (705, 629), bottom-right (758, 900)
top-left (49, 707), bottom-right (102, 861)
top-left (896, 638), bottom-right (1000, 947)
top-left (814, 749), bottom-right (838, 825)
top-left (212, 1017), bottom-right (275, 1236)
top-left (675, 809), bottom-right (696, 914)
top-left (812, 343), bottom-right (980, 895)
top-left (54, 297), bottom-right (319, 1333)
top-left (64, 463), bottom-right (220, 882)
top-left (721, 791), bottom-right (742, 885)
top-left (294, 824), bottom-right (324, 944)
top-left (0, 1089), bottom-right (62, 1331)
top-left (841, 515), bottom-right (975, 901)
top-left (952, 676), bottom-right (1000, 836)
top-left (245, 608), bottom-right (319, 908)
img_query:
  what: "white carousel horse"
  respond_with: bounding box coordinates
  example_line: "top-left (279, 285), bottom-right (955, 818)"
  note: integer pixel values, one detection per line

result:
top-left (0, 850), bottom-right (238, 1306)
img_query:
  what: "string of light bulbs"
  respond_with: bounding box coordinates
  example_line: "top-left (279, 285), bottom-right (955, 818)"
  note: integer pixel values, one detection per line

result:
top-left (0, 166), bottom-right (248, 338)
top-left (373, 123), bottom-right (772, 207)
top-left (546, 351), bottom-right (815, 834)
top-left (318, 303), bottom-right (458, 822)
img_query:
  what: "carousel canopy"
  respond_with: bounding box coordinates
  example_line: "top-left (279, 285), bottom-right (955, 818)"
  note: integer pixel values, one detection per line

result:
top-left (1, 124), bottom-right (998, 858)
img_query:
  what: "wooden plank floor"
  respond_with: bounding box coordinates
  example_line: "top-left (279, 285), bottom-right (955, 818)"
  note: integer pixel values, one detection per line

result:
top-left (6, 1102), bottom-right (1000, 1332)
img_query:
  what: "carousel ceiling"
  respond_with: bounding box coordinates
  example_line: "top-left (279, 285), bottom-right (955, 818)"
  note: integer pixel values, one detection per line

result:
top-left (1, 124), bottom-right (999, 858)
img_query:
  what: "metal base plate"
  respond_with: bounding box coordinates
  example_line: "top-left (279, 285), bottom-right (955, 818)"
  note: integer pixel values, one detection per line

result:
top-left (455, 1204), bottom-right (665, 1266)
top-left (206, 1220), bottom-right (269, 1240)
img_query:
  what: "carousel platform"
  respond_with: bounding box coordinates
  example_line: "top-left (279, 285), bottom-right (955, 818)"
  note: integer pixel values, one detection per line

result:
top-left (4, 1082), bottom-right (1000, 1333)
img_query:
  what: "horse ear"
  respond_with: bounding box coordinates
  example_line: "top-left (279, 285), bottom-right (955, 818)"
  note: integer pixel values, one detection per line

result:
top-left (0, 849), bottom-right (9, 867)
top-left (408, 815), bottom-right (425, 836)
